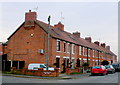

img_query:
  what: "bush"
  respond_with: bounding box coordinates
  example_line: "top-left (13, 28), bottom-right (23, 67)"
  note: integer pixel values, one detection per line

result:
top-left (82, 62), bottom-right (89, 67)
top-left (101, 60), bottom-right (109, 65)
top-left (70, 72), bottom-right (82, 75)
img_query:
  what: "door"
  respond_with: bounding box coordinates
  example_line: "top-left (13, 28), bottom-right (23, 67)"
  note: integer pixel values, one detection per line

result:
top-left (56, 58), bottom-right (60, 68)
top-left (76, 58), bottom-right (80, 67)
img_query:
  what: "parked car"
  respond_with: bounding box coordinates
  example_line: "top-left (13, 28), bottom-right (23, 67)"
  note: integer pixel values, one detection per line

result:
top-left (104, 65), bottom-right (115, 74)
top-left (112, 63), bottom-right (120, 72)
top-left (91, 65), bottom-right (107, 76)
top-left (28, 63), bottom-right (54, 71)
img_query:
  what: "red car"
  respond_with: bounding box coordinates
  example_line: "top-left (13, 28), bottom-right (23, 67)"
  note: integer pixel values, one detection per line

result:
top-left (91, 65), bottom-right (107, 76)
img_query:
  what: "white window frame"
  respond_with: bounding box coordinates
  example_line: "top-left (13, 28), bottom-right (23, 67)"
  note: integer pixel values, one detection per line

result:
top-left (56, 39), bottom-right (61, 52)
top-left (85, 47), bottom-right (87, 56)
top-left (72, 44), bottom-right (75, 54)
top-left (83, 47), bottom-right (84, 56)
top-left (79, 46), bottom-right (82, 55)
top-left (67, 43), bottom-right (70, 53)
top-left (63, 41), bottom-right (66, 53)
top-left (88, 49), bottom-right (90, 57)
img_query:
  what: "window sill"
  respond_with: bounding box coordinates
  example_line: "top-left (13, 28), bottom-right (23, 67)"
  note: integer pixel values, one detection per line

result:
top-left (56, 51), bottom-right (61, 52)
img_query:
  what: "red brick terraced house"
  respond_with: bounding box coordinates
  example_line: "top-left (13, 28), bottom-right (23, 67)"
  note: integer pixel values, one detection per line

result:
top-left (0, 43), bottom-right (3, 56)
top-left (4, 10), bottom-right (117, 73)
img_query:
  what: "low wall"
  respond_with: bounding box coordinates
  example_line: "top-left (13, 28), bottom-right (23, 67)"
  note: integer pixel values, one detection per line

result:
top-left (12, 67), bottom-right (59, 77)
top-left (66, 68), bottom-right (81, 75)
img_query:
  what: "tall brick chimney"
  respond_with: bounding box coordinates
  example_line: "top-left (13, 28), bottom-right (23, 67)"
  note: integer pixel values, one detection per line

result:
top-left (25, 10), bottom-right (37, 21)
top-left (54, 22), bottom-right (64, 31)
top-left (106, 46), bottom-right (110, 50)
top-left (94, 41), bottom-right (99, 46)
top-left (85, 37), bottom-right (91, 43)
top-left (24, 10), bottom-right (37, 27)
top-left (73, 32), bottom-right (80, 38)
top-left (101, 43), bottom-right (106, 48)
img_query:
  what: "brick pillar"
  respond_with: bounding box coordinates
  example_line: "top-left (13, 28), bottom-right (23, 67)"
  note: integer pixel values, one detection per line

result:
top-left (66, 68), bottom-right (71, 75)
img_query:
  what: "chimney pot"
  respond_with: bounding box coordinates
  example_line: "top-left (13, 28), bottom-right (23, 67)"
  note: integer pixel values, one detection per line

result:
top-left (29, 10), bottom-right (31, 12)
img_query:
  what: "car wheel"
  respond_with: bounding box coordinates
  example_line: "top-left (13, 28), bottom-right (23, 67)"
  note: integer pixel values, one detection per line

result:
top-left (91, 73), bottom-right (94, 76)
top-left (111, 71), bottom-right (113, 74)
top-left (101, 73), bottom-right (105, 76)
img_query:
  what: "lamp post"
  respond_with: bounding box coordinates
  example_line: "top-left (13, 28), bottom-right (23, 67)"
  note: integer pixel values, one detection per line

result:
top-left (46, 16), bottom-right (51, 70)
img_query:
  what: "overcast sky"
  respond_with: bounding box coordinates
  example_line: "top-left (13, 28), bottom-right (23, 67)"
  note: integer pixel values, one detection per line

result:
top-left (0, 1), bottom-right (118, 57)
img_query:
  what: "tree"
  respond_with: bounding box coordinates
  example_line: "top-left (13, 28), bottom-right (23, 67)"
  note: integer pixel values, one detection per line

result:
top-left (82, 62), bottom-right (89, 67)
top-left (82, 62), bottom-right (89, 70)
top-left (101, 60), bottom-right (109, 65)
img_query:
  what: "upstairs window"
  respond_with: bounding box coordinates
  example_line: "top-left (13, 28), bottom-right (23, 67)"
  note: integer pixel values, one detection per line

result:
top-left (72, 44), bottom-right (75, 54)
top-left (93, 50), bottom-right (94, 57)
top-left (67, 43), bottom-right (70, 53)
top-left (56, 40), bottom-right (60, 51)
top-left (88, 49), bottom-right (90, 57)
top-left (84, 47), bottom-right (87, 56)
top-left (63, 42), bottom-right (66, 52)
top-left (83, 47), bottom-right (85, 56)
top-left (79, 46), bottom-right (83, 55)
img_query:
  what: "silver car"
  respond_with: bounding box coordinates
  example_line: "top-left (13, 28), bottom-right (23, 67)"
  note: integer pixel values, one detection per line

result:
top-left (104, 65), bottom-right (115, 74)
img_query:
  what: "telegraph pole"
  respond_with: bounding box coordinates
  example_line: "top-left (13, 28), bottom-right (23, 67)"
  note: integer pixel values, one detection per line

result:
top-left (46, 16), bottom-right (51, 70)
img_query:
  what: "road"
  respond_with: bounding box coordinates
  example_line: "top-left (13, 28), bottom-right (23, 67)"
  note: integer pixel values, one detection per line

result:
top-left (2, 72), bottom-right (119, 83)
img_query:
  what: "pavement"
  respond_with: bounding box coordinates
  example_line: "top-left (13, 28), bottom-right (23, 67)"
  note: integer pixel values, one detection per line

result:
top-left (2, 73), bottom-right (91, 80)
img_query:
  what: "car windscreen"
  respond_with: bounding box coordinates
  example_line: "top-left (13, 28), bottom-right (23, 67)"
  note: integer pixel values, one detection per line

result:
top-left (40, 65), bottom-right (46, 68)
top-left (92, 66), bottom-right (101, 69)
top-left (105, 65), bottom-right (110, 68)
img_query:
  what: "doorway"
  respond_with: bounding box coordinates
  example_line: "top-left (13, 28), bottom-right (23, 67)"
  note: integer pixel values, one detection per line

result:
top-left (62, 58), bottom-right (69, 73)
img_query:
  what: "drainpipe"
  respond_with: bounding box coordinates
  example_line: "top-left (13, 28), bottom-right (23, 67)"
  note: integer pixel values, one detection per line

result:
top-left (87, 47), bottom-right (89, 64)
top-left (69, 43), bottom-right (72, 69)
top-left (17, 61), bottom-right (19, 69)
top-left (98, 51), bottom-right (100, 65)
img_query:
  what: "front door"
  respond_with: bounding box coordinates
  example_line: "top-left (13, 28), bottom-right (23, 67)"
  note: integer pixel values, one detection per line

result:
top-left (56, 58), bottom-right (60, 68)
top-left (62, 58), bottom-right (69, 73)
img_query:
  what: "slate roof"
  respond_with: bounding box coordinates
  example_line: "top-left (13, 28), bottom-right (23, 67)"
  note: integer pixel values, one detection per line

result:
top-left (8, 20), bottom-right (117, 56)
top-left (35, 20), bottom-right (116, 56)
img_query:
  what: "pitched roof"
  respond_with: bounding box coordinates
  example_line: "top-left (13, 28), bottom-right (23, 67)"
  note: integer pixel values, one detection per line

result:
top-left (35, 20), bottom-right (116, 56)
top-left (7, 19), bottom-right (116, 56)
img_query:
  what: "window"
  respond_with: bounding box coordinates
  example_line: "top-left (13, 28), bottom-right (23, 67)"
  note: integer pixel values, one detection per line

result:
top-left (93, 50), bottom-right (94, 57)
top-left (83, 47), bottom-right (84, 56)
top-left (56, 40), bottom-right (60, 51)
top-left (84, 47), bottom-right (87, 56)
top-left (67, 43), bottom-right (70, 53)
top-left (72, 44), bottom-right (75, 54)
top-left (56, 58), bottom-right (60, 68)
top-left (88, 49), bottom-right (90, 57)
top-left (95, 50), bottom-right (96, 57)
top-left (79, 46), bottom-right (83, 55)
top-left (63, 42), bottom-right (66, 52)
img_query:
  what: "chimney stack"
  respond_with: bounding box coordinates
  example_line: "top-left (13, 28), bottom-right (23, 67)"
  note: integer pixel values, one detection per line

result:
top-left (54, 22), bottom-right (64, 31)
top-left (85, 37), bottom-right (91, 43)
top-left (73, 32), bottom-right (80, 38)
top-left (25, 10), bottom-right (37, 21)
top-left (106, 46), bottom-right (110, 50)
top-left (101, 43), bottom-right (106, 48)
top-left (94, 41), bottom-right (100, 46)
